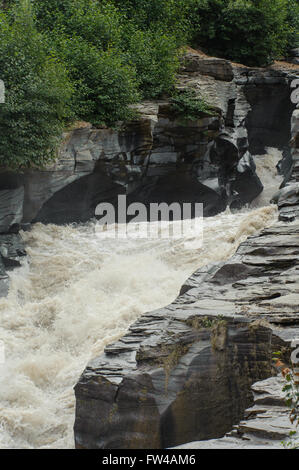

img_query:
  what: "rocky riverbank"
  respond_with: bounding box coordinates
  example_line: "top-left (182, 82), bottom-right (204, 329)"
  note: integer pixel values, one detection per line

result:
top-left (73, 109), bottom-right (299, 449)
top-left (175, 376), bottom-right (297, 449)
top-left (0, 51), bottom-right (297, 296)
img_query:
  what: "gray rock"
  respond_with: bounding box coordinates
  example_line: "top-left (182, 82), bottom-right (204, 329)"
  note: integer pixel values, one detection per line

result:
top-left (75, 317), bottom-right (281, 449)
top-left (277, 183), bottom-right (299, 209)
top-left (74, 118), bottom-right (299, 448)
top-left (243, 70), bottom-right (295, 154)
top-left (174, 376), bottom-right (297, 449)
top-left (74, 216), bottom-right (299, 448)
top-left (181, 54), bottom-right (234, 82)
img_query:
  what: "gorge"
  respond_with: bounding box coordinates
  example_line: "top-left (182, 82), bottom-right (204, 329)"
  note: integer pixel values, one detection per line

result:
top-left (0, 51), bottom-right (298, 449)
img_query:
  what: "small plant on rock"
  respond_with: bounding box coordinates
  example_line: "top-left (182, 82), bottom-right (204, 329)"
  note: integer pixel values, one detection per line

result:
top-left (170, 89), bottom-right (215, 122)
top-left (273, 351), bottom-right (299, 449)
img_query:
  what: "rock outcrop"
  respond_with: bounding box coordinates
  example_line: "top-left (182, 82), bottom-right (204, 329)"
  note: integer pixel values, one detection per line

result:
top-left (73, 110), bottom-right (299, 450)
top-left (0, 52), bottom-right (298, 295)
top-left (73, 218), bottom-right (299, 449)
top-left (175, 376), bottom-right (297, 449)
top-left (0, 53), bottom-right (297, 231)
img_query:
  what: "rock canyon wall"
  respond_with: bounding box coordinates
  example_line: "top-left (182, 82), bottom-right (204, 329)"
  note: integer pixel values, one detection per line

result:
top-left (73, 106), bottom-right (299, 449)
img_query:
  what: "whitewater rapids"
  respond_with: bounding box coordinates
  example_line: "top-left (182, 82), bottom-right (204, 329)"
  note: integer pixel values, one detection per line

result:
top-left (0, 149), bottom-right (282, 448)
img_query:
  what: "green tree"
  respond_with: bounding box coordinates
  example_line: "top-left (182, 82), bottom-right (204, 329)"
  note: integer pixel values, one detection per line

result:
top-left (0, 0), bottom-right (73, 169)
top-left (191, 0), bottom-right (290, 66)
top-left (286, 0), bottom-right (299, 48)
top-left (32, 0), bottom-right (123, 50)
top-left (126, 29), bottom-right (180, 99)
top-left (53, 35), bottom-right (139, 125)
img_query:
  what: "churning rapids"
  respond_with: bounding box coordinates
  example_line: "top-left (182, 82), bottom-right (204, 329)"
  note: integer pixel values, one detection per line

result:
top-left (0, 150), bottom-right (283, 448)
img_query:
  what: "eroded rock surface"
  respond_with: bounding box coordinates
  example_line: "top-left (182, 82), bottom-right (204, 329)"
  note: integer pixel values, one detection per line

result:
top-left (73, 109), bottom-right (299, 450)
top-left (73, 217), bottom-right (299, 449)
top-left (175, 376), bottom-right (297, 449)
top-left (1, 52), bottom-right (297, 295)
top-left (0, 52), bottom-right (297, 232)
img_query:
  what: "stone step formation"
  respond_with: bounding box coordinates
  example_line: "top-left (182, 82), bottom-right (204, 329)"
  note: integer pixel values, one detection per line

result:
top-left (0, 52), bottom-right (298, 295)
top-left (73, 109), bottom-right (299, 450)
top-left (175, 376), bottom-right (296, 449)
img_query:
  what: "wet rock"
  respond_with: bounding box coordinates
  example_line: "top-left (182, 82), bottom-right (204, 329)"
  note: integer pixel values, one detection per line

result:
top-left (74, 122), bottom-right (299, 448)
top-left (74, 215), bottom-right (299, 448)
top-left (0, 232), bottom-right (26, 295)
top-left (174, 376), bottom-right (297, 449)
top-left (74, 317), bottom-right (282, 449)
top-left (230, 152), bottom-right (264, 208)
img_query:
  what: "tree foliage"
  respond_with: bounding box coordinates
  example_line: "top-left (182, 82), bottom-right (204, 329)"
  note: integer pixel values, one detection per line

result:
top-left (170, 89), bottom-right (215, 122)
top-left (126, 29), bottom-right (180, 99)
top-left (0, 0), bottom-right (298, 168)
top-left (191, 0), bottom-right (291, 66)
top-left (0, 1), bottom-right (73, 169)
top-left (53, 35), bottom-right (139, 126)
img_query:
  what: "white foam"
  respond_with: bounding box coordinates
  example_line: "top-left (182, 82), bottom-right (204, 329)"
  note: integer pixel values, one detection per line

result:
top-left (0, 203), bottom-right (277, 448)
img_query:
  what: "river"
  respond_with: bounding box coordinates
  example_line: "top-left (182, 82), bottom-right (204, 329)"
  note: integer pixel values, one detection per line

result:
top-left (0, 149), bottom-right (282, 448)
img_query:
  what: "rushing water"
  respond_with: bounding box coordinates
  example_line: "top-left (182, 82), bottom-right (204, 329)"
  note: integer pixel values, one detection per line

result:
top-left (0, 149), bottom-right (282, 448)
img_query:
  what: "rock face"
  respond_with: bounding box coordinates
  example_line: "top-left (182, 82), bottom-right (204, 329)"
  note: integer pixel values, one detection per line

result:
top-left (175, 376), bottom-right (297, 449)
top-left (0, 187), bottom-right (24, 233)
top-left (73, 217), bottom-right (299, 449)
top-left (74, 317), bottom-right (287, 449)
top-left (243, 69), bottom-right (295, 154)
top-left (0, 53), bottom-right (297, 292)
top-left (0, 53), bottom-right (297, 232)
top-left (1, 52), bottom-right (297, 295)
top-left (73, 109), bottom-right (299, 450)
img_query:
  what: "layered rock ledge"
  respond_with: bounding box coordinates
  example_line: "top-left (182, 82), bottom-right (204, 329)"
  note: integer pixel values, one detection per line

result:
top-left (175, 376), bottom-right (297, 449)
top-left (0, 53), bottom-right (297, 231)
top-left (73, 111), bottom-right (299, 450)
top-left (1, 53), bottom-right (298, 295)
top-left (73, 218), bottom-right (299, 449)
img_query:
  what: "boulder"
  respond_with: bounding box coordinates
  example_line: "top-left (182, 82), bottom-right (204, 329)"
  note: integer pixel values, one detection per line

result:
top-left (74, 143), bottom-right (299, 448)
top-left (175, 376), bottom-right (298, 449)
top-left (181, 54), bottom-right (234, 82)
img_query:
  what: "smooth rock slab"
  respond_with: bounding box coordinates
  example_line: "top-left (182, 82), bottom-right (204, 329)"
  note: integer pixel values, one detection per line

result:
top-left (174, 376), bottom-right (298, 449)
top-left (74, 318), bottom-right (286, 449)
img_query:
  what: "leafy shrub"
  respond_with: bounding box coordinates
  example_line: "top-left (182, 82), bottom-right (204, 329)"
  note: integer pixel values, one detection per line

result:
top-left (32, 0), bottom-right (123, 50)
top-left (126, 29), bottom-right (180, 99)
top-left (0, 1), bottom-right (73, 169)
top-left (52, 35), bottom-right (139, 126)
top-left (191, 0), bottom-right (290, 66)
top-left (170, 89), bottom-right (214, 121)
top-left (35, 0), bottom-right (182, 112)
